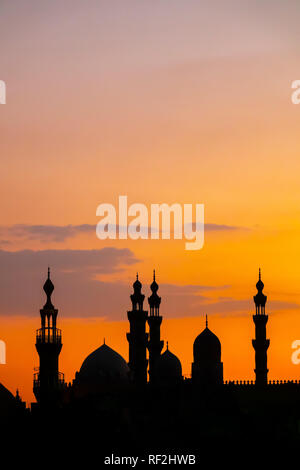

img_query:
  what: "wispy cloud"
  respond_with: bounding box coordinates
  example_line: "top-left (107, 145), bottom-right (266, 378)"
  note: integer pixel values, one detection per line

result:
top-left (0, 222), bottom-right (246, 244)
top-left (0, 224), bottom-right (95, 242)
top-left (0, 247), bottom-right (139, 317)
top-left (0, 248), bottom-right (296, 320)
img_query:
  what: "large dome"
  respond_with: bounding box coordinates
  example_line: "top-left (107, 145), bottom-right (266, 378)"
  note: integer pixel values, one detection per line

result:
top-left (193, 327), bottom-right (221, 363)
top-left (79, 343), bottom-right (130, 384)
top-left (156, 347), bottom-right (182, 382)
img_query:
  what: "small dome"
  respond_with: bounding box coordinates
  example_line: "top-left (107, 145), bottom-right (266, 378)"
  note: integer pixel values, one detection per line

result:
top-left (256, 279), bottom-right (264, 291)
top-left (43, 267), bottom-right (54, 297)
top-left (133, 273), bottom-right (142, 290)
top-left (43, 277), bottom-right (54, 297)
top-left (79, 343), bottom-right (129, 384)
top-left (150, 269), bottom-right (159, 293)
top-left (151, 279), bottom-right (158, 293)
top-left (256, 268), bottom-right (264, 291)
top-left (193, 327), bottom-right (221, 363)
top-left (156, 347), bottom-right (182, 381)
top-left (133, 279), bottom-right (142, 290)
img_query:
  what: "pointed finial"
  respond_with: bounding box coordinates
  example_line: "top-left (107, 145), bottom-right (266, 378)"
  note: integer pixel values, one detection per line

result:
top-left (153, 269), bottom-right (156, 281)
top-left (16, 389), bottom-right (21, 401)
top-left (256, 267), bottom-right (264, 292)
top-left (206, 314), bottom-right (208, 328)
top-left (48, 266), bottom-right (50, 279)
top-left (166, 341), bottom-right (169, 350)
top-left (103, 337), bottom-right (105, 345)
top-left (136, 272), bottom-right (139, 280)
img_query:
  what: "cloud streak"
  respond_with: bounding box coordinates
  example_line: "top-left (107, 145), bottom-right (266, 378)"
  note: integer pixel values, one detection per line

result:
top-left (0, 248), bottom-right (296, 320)
top-left (0, 222), bottom-right (245, 243)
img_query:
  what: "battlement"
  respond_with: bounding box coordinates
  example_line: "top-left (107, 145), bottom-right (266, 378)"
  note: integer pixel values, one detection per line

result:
top-left (224, 379), bottom-right (300, 387)
top-left (182, 376), bottom-right (300, 387)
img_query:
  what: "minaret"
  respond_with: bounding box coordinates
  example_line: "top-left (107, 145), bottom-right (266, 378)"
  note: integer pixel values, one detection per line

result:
top-left (33, 268), bottom-right (64, 405)
top-left (252, 269), bottom-right (270, 386)
top-left (127, 274), bottom-right (148, 384)
top-left (147, 270), bottom-right (164, 383)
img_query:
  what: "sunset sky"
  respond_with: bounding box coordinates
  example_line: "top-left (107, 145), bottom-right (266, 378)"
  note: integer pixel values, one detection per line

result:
top-left (1, 0), bottom-right (300, 404)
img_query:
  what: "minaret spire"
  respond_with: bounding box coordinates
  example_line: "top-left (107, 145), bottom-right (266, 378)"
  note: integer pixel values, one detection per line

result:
top-left (205, 314), bottom-right (208, 328)
top-left (127, 274), bottom-right (148, 384)
top-left (33, 269), bottom-right (64, 406)
top-left (252, 269), bottom-right (270, 386)
top-left (147, 270), bottom-right (164, 383)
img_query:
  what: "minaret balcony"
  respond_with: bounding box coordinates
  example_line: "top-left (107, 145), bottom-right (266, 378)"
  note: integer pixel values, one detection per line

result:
top-left (36, 327), bottom-right (62, 344)
top-left (33, 370), bottom-right (65, 388)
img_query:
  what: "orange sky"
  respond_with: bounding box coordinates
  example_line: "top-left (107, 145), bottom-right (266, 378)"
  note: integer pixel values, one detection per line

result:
top-left (1, 1), bottom-right (300, 404)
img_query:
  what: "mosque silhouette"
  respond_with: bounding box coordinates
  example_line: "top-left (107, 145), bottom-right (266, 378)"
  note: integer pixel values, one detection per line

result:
top-left (1, 268), bottom-right (300, 449)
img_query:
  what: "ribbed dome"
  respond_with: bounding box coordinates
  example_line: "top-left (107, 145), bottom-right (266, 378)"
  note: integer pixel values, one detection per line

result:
top-left (79, 343), bottom-right (129, 384)
top-left (193, 327), bottom-right (221, 363)
top-left (156, 348), bottom-right (182, 381)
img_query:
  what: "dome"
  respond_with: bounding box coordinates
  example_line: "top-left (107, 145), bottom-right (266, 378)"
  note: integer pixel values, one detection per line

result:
top-left (193, 327), bottom-right (221, 363)
top-left (156, 347), bottom-right (182, 381)
top-left (150, 270), bottom-right (159, 293)
top-left (78, 343), bottom-right (129, 384)
top-left (150, 279), bottom-right (158, 292)
top-left (43, 277), bottom-right (54, 297)
top-left (133, 273), bottom-right (142, 291)
top-left (43, 267), bottom-right (54, 297)
top-left (256, 268), bottom-right (264, 291)
top-left (256, 279), bottom-right (264, 291)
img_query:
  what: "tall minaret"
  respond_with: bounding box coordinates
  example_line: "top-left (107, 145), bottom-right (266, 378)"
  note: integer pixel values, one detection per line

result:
top-left (252, 269), bottom-right (270, 386)
top-left (147, 270), bottom-right (164, 383)
top-left (33, 268), bottom-right (64, 405)
top-left (127, 274), bottom-right (148, 384)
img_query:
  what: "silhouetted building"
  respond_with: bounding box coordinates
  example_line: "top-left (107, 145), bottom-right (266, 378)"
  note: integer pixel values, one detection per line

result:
top-left (127, 274), bottom-right (148, 384)
top-left (0, 266), bottom-right (296, 449)
top-left (156, 342), bottom-right (182, 384)
top-left (192, 315), bottom-right (223, 385)
top-left (252, 269), bottom-right (270, 386)
top-left (73, 342), bottom-right (130, 399)
top-left (0, 384), bottom-right (26, 419)
top-left (147, 270), bottom-right (164, 383)
top-left (33, 268), bottom-right (65, 406)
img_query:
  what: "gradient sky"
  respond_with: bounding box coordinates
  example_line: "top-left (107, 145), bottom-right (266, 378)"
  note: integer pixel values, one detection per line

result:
top-left (1, 1), bottom-right (300, 403)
